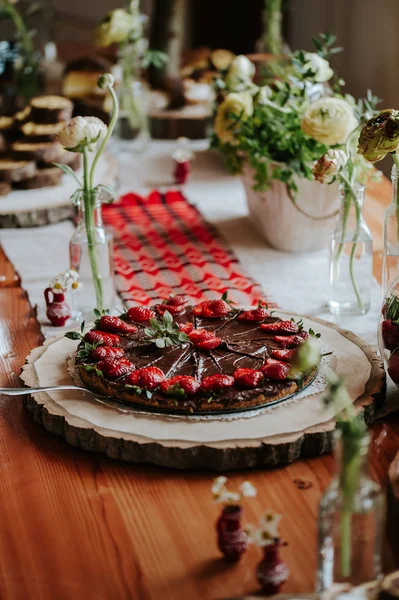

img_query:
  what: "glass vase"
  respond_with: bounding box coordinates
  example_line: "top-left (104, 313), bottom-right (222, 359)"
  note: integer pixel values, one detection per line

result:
top-left (329, 184), bottom-right (373, 316)
top-left (378, 276), bottom-right (399, 388)
top-left (316, 432), bottom-right (384, 591)
top-left (69, 191), bottom-right (116, 322)
top-left (114, 79), bottom-right (150, 156)
top-left (382, 164), bottom-right (399, 296)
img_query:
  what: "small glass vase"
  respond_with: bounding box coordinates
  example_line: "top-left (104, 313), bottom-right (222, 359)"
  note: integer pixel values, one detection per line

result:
top-left (316, 431), bottom-right (384, 591)
top-left (329, 183), bottom-right (373, 316)
top-left (114, 79), bottom-right (150, 156)
top-left (382, 164), bottom-right (399, 296)
top-left (69, 192), bottom-right (116, 322)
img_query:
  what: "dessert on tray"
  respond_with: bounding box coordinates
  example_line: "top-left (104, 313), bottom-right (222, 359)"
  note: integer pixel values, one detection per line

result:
top-left (67, 295), bottom-right (318, 414)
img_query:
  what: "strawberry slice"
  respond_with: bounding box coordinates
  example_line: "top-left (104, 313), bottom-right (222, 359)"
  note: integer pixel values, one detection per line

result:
top-left (126, 306), bottom-right (156, 322)
top-left (97, 315), bottom-right (138, 334)
top-left (97, 357), bottom-right (134, 379)
top-left (167, 294), bottom-right (189, 307)
top-left (89, 346), bottom-right (125, 362)
top-left (200, 374), bottom-right (235, 392)
top-left (237, 306), bottom-right (270, 322)
top-left (156, 303), bottom-right (186, 316)
top-left (233, 368), bottom-right (264, 388)
top-left (193, 299), bottom-right (232, 319)
top-left (188, 328), bottom-right (222, 350)
top-left (273, 334), bottom-right (305, 349)
top-left (260, 320), bottom-right (299, 334)
top-left (126, 366), bottom-right (165, 390)
top-left (178, 322), bottom-right (194, 334)
top-left (382, 319), bottom-right (399, 351)
top-left (271, 349), bottom-right (296, 362)
top-left (84, 330), bottom-right (121, 347)
top-left (160, 375), bottom-right (200, 397)
top-left (261, 359), bottom-right (291, 381)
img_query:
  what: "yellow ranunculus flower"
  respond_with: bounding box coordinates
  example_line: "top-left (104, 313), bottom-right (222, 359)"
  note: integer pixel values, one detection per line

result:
top-left (94, 9), bottom-right (139, 47)
top-left (301, 97), bottom-right (358, 146)
top-left (214, 92), bottom-right (253, 145)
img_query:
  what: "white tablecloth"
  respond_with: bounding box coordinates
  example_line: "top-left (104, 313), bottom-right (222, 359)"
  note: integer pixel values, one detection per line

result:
top-left (0, 140), bottom-right (381, 349)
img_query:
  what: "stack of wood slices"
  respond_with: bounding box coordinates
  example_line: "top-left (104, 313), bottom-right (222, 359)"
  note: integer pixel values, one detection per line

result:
top-left (0, 95), bottom-right (81, 196)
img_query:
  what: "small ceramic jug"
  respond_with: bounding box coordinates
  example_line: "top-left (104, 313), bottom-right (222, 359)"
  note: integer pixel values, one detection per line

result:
top-left (216, 505), bottom-right (247, 562)
top-left (44, 288), bottom-right (71, 327)
top-left (256, 542), bottom-right (289, 595)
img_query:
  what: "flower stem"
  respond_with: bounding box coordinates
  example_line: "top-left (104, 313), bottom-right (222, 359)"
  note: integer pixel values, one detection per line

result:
top-left (83, 147), bottom-right (103, 312)
top-left (348, 194), bottom-right (364, 311)
top-left (89, 83), bottom-right (119, 191)
top-left (392, 153), bottom-right (399, 240)
top-left (264, 0), bottom-right (283, 55)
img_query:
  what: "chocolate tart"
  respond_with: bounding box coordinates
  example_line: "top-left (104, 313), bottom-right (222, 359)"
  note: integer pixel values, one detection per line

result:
top-left (75, 308), bottom-right (316, 415)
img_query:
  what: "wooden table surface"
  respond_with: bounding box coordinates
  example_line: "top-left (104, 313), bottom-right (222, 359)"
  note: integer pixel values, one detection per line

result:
top-left (0, 177), bottom-right (398, 600)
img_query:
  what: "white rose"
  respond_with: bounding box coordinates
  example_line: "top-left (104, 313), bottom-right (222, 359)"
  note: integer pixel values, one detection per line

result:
top-left (214, 92), bottom-right (253, 145)
top-left (301, 97), bottom-right (358, 146)
top-left (312, 148), bottom-right (347, 183)
top-left (257, 85), bottom-right (273, 105)
top-left (239, 481), bottom-right (257, 498)
top-left (303, 52), bottom-right (333, 83)
top-left (58, 116), bottom-right (107, 151)
top-left (225, 55), bottom-right (255, 91)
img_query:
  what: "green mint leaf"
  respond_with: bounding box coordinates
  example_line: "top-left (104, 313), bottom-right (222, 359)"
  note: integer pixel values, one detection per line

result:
top-left (162, 310), bottom-right (173, 328)
top-left (125, 384), bottom-right (142, 394)
top-left (144, 327), bottom-right (156, 337)
top-left (145, 390), bottom-right (153, 399)
top-left (80, 321), bottom-right (85, 334)
top-left (65, 331), bottom-right (82, 340)
top-left (177, 332), bottom-right (190, 343)
top-left (155, 338), bottom-right (166, 348)
top-left (93, 308), bottom-right (101, 318)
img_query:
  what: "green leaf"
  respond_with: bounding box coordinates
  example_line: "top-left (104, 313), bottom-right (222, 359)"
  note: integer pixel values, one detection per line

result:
top-left (53, 162), bottom-right (82, 187)
top-left (65, 331), bottom-right (82, 340)
top-left (155, 339), bottom-right (166, 348)
top-left (162, 310), bottom-right (173, 328)
top-left (145, 390), bottom-right (153, 399)
top-left (80, 321), bottom-right (86, 334)
top-left (93, 308), bottom-right (101, 318)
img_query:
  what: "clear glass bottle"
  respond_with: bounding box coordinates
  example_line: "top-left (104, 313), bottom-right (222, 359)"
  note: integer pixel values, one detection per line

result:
top-left (382, 165), bottom-right (399, 296)
top-left (329, 184), bottom-right (373, 315)
top-left (115, 80), bottom-right (150, 155)
top-left (316, 432), bottom-right (384, 592)
top-left (69, 192), bottom-right (116, 322)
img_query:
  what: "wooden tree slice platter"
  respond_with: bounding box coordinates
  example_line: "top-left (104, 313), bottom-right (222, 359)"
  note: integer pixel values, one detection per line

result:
top-left (0, 153), bottom-right (118, 228)
top-left (20, 312), bottom-right (385, 470)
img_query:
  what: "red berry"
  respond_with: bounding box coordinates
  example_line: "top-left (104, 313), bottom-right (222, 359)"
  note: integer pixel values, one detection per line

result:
top-left (160, 375), bottom-right (200, 397)
top-left (178, 322), bottom-right (194, 334)
top-left (156, 303), bottom-right (186, 316)
top-left (167, 294), bottom-right (189, 307)
top-left (382, 319), bottom-right (399, 351)
top-left (260, 320), bottom-right (299, 334)
top-left (388, 352), bottom-right (399, 384)
top-left (200, 374), bottom-right (235, 392)
top-left (188, 328), bottom-right (222, 350)
top-left (271, 349), bottom-right (295, 362)
top-left (126, 366), bottom-right (165, 390)
top-left (97, 315), bottom-right (138, 334)
top-left (237, 307), bottom-right (270, 322)
top-left (89, 346), bottom-right (125, 361)
top-left (193, 299), bottom-right (232, 319)
top-left (84, 330), bottom-right (121, 347)
top-left (261, 359), bottom-right (291, 381)
top-left (273, 334), bottom-right (305, 349)
top-left (233, 368), bottom-right (264, 388)
top-left (126, 306), bottom-right (156, 322)
top-left (97, 357), bottom-right (134, 379)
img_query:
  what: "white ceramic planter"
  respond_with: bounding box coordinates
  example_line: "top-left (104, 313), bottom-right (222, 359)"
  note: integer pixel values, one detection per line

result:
top-left (242, 164), bottom-right (341, 252)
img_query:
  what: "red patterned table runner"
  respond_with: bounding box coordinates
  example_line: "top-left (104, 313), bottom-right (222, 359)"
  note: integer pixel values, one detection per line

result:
top-left (102, 190), bottom-right (272, 307)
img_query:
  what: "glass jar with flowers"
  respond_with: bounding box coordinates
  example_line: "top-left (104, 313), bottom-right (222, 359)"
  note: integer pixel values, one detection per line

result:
top-left (55, 74), bottom-right (119, 322)
top-left (211, 34), bottom-right (381, 254)
top-left (94, 0), bottom-right (167, 155)
top-left (290, 340), bottom-right (384, 591)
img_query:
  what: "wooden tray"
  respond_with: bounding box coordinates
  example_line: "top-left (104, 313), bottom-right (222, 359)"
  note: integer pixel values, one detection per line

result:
top-left (20, 312), bottom-right (385, 470)
top-left (0, 153), bottom-right (118, 228)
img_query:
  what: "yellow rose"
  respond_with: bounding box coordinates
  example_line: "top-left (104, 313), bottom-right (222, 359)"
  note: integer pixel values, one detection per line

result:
top-left (94, 9), bottom-right (139, 47)
top-left (301, 97), bottom-right (358, 146)
top-left (214, 92), bottom-right (253, 145)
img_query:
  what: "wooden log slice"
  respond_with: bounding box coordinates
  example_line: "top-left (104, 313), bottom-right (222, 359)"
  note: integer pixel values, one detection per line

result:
top-left (20, 312), bottom-right (386, 470)
top-left (30, 95), bottom-right (73, 124)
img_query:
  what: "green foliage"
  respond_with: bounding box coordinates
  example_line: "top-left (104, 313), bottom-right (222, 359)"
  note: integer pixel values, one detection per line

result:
top-left (144, 311), bottom-right (190, 348)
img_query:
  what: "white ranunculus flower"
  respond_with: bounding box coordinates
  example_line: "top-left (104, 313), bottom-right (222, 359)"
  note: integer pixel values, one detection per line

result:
top-left (58, 116), bottom-right (107, 152)
top-left (256, 85), bottom-right (273, 105)
top-left (300, 97), bottom-right (358, 146)
top-left (214, 92), bottom-right (253, 145)
top-left (225, 55), bottom-right (255, 91)
top-left (303, 52), bottom-right (333, 83)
